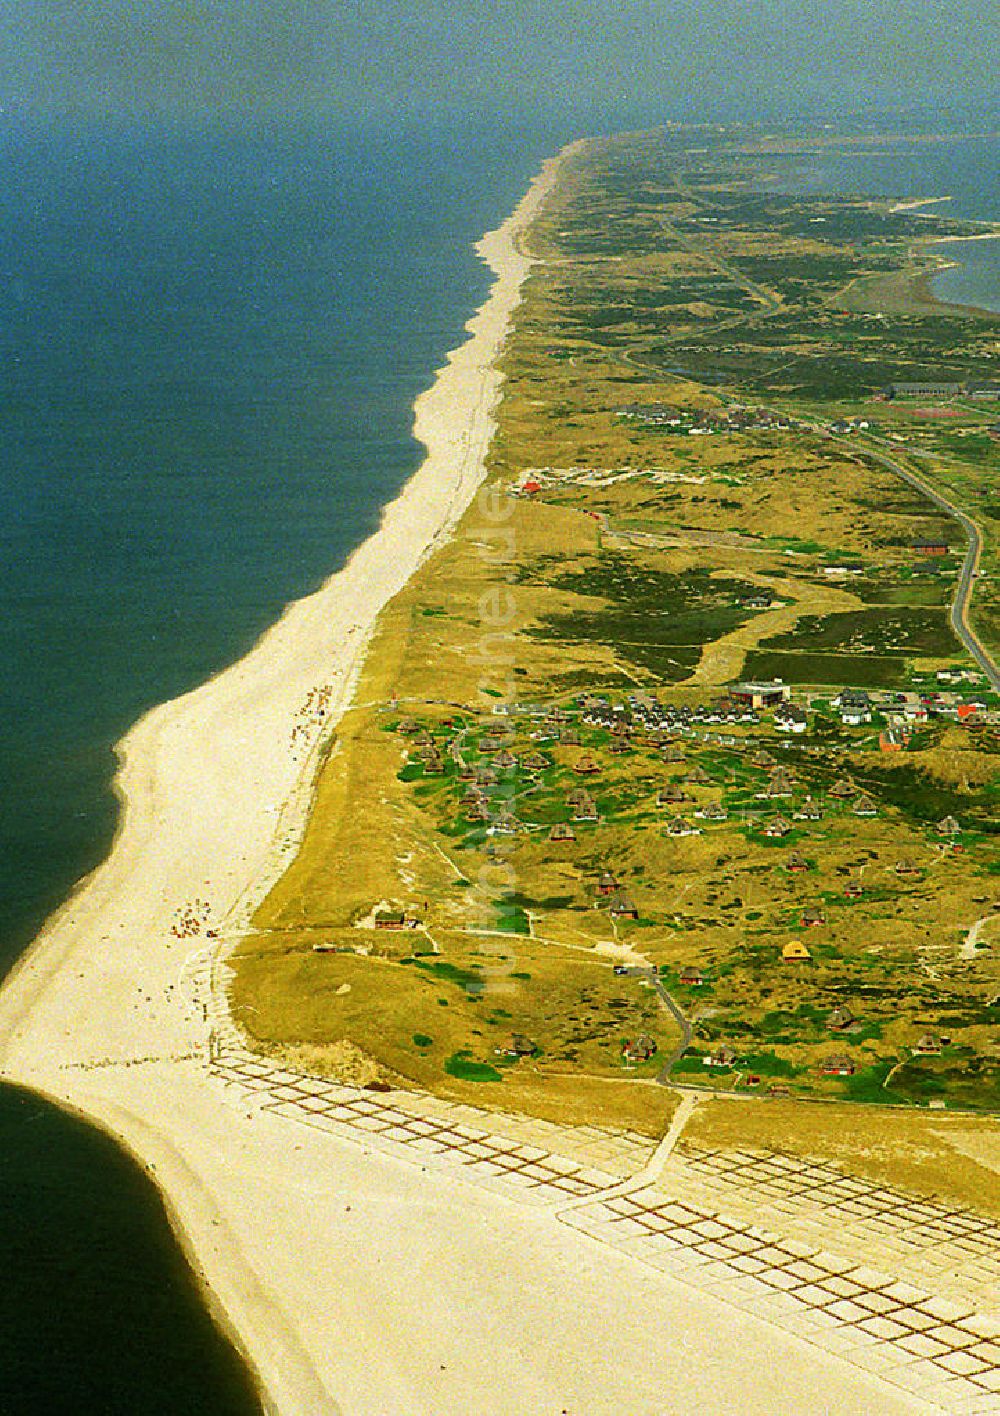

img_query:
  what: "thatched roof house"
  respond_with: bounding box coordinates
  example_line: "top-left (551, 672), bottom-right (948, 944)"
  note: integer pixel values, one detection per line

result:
top-left (609, 890), bottom-right (639, 920)
top-left (375, 909), bottom-right (413, 930)
top-left (496, 1033), bottom-right (538, 1058)
top-left (572, 793), bottom-right (599, 821)
top-left (828, 1005), bottom-right (855, 1031)
top-left (622, 1034), bottom-right (657, 1064)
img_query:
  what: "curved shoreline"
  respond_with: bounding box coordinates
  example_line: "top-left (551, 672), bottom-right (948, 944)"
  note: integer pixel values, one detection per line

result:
top-left (0, 142), bottom-right (576, 1412)
top-left (925, 231), bottom-right (1000, 317)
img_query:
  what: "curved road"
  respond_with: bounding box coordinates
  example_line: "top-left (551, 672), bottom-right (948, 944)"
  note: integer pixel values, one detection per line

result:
top-left (845, 438), bottom-right (1000, 691)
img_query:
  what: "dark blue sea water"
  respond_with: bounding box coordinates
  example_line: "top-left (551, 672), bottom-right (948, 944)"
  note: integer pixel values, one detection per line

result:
top-left (0, 113), bottom-right (559, 1413)
top-left (755, 132), bottom-right (1000, 312)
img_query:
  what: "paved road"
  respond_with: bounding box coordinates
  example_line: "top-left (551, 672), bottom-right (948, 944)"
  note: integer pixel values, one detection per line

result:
top-left (615, 966), bottom-right (693, 1083)
top-left (846, 438), bottom-right (1000, 691)
top-left (653, 977), bottom-right (694, 1085)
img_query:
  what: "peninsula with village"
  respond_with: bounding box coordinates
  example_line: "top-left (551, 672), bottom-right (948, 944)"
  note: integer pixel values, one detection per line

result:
top-left (3, 126), bottom-right (1000, 1414)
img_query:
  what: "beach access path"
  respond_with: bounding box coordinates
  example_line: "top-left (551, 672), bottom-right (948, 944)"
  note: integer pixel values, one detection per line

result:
top-left (0, 145), bottom-right (934, 1415)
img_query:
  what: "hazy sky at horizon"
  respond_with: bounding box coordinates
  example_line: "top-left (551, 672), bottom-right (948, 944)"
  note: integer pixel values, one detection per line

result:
top-left (2, 0), bottom-right (998, 128)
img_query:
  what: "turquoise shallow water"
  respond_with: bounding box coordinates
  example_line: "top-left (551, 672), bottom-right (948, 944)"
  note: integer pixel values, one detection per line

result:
top-left (0, 113), bottom-right (557, 1412)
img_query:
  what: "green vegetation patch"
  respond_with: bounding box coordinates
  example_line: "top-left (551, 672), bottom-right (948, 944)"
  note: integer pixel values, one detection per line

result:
top-left (743, 649), bottom-right (910, 689)
top-left (528, 555), bottom-right (760, 678)
top-left (762, 607), bottom-right (960, 658)
top-left (444, 1052), bottom-right (503, 1083)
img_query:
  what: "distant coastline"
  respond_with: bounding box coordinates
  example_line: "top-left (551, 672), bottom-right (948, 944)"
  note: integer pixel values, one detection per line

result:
top-left (927, 229), bottom-right (1000, 317)
top-left (763, 128), bottom-right (1000, 318)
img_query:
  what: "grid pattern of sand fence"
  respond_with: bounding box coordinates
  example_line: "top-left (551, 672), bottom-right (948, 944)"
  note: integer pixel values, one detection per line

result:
top-left (210, 1045), bottom-right (1000, 1412)
top-left (565, 1183), bottom-right (1000, 1413)
top-left (211, 1049), bottom-right (620, 1206)
top-left (673, 1144), bottom-right (1000, 1304)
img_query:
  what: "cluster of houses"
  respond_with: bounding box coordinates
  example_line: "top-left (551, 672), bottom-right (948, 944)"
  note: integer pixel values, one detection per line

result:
top-left (688, 999), bottom-right (951, 1085)
top-left (826, 686), bottom-right (997, 730)
top-left (833, 689), bottom-right (873, 726)
top-left (583, 691), bottom-right (766, 733)
top-left (617, 402), bottom-right (796, 435)
top-left (829, 417), bottom-right (874, 434)
top-left (398, 683), bottom-right (968, 909)
top-left (693, 1038), bottom-right (952, 1084)
top-left (592, 870), bottom-right (639, 919)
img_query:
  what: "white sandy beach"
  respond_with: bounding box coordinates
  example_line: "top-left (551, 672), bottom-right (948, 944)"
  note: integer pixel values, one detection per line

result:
top-left (0, 144), bottom-right (937, 1415)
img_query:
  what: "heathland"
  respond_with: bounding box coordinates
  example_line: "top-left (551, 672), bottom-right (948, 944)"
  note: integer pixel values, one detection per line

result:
top-left (232, 128), bottom-right (1000, 1190)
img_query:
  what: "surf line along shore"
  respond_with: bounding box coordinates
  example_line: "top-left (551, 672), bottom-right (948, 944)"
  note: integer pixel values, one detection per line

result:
top-left (0, 145), bottom-right (578, 1411)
